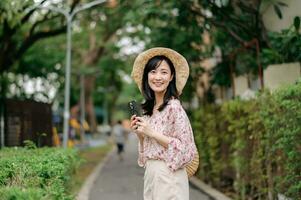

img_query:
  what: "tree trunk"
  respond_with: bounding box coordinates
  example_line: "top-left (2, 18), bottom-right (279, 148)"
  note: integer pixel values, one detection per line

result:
top-left (107, 93), bottom-right (118, 124)
top-left (79, 32), bottom-right (112, 132)
top-left (84, 75), bottom-right (97, 133)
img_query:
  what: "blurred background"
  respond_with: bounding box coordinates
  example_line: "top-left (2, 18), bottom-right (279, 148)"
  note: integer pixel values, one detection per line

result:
top-left (0, 0), bottom-right (300, 199)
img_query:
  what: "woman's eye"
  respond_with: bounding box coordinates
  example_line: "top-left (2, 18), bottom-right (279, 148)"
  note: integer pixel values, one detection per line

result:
top-left (150, 70), bottom-right (156, 74)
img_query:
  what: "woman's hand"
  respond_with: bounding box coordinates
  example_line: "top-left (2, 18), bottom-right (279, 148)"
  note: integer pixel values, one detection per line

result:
top-left (130, 115), bottom-right (144, 141)
top-left (134, 117), bottom-right (155, 138)
top-left (132, 116), bottom-right (171, 149)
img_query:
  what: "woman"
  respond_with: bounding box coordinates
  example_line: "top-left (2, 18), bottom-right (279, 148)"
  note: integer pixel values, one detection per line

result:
top-left (130, 47), bottom-right (197, 200)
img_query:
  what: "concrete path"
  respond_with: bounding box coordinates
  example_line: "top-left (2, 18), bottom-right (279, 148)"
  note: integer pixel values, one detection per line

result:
top-left (89, 134), bottom-right (211, 200)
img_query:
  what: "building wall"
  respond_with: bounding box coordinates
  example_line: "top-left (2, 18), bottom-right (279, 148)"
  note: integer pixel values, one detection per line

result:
top-left (234, 76), bottom-right (249, 97)
top-left (262, 0), bottom-right (301, 32)
top-left (264, 62), bottom-right (301, 91)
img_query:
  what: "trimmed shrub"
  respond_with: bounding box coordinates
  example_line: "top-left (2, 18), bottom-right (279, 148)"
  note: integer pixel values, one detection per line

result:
top-left (0, 147), bottom-right (80, 200)
top-left (192, 80), bottom-right (301, 199)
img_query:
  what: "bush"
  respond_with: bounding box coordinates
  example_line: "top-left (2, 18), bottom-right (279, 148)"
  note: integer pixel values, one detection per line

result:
top-left (260, 82), bottom-right (301, 199)
top-left (0, 147), bottom-right (81, 200)
top-left (261, 17), bottom-right (301, 66)
top-left (0, 187), bottom-right (44, 200)
top-left (192, 80), bottom-right (301, 199)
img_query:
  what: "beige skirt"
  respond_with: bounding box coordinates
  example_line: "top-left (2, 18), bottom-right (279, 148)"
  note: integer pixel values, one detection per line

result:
top-left (144, 160), bottom-right (189, 200)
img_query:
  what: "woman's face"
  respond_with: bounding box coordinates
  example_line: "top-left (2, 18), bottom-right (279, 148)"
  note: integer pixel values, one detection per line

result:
top-left (147, 60), bottom-right (173, 94)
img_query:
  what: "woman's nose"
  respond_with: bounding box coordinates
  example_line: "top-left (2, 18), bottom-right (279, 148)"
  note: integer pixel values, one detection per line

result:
top-left (154, 73), bottom-right (162, 80)
top-left (154, 76), bottom-right (162, 81)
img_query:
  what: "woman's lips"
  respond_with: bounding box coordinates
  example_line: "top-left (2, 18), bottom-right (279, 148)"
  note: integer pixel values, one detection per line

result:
top-left (153, 82), bottom-right (163, 87)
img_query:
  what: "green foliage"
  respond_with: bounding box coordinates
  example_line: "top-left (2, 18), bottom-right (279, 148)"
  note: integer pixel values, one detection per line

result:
top-left (211, 59), bottom-right (231, 87)
top-left (0, 0), bottom-right (68, 73)
top-left (192, 80), bottom-right (301, 199)
top-left (0, 187), bottom-right (44, 200)
top-left (124, 0), bottom-right (204, 101)
top-left (18, 35), bottom-right (65, 78)
top-left (192, 105), bottom-right (220, 183)
top-left (261, 21), bottom-right (301, 66)
top-left (260, 81), bottom-right (301, 198)
top-left (0, 0), bottom-right (34, 27)
top-left (0, 147), bottom-right (80, 200)
top-left (23, 140), bottom-right (37, 149)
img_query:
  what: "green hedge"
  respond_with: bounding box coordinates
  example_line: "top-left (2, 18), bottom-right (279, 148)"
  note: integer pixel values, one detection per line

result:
top-left (0, 147), bottom-right (80, 200)
top-left (192, 80), bottom-right (301, 200)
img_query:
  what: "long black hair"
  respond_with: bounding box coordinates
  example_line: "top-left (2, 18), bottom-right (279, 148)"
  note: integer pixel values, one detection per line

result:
top-left (141, 55), bottom-right (179, 116)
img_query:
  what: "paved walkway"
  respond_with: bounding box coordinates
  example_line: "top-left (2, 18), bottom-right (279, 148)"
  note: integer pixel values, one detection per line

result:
top-left (89, 134), bottom-right (211, 200)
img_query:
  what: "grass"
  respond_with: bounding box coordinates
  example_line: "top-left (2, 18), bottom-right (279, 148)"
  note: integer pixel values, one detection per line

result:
top-left (69, 144), bottom-right (113, 195)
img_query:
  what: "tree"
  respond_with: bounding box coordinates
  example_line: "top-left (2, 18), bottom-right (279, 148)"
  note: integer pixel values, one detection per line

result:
top-left (119, 1), bottom-right (205, 103)
top-left (5, 34), bottom-right (65, 102)
top-left (68, 0), bottom-right (141, 131)
top-left (190, 0), bottom-right (289, 91)
top-left (0, 0), bottom-right (81, 73)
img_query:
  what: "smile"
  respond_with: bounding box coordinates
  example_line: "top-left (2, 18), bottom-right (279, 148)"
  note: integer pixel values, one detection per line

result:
top-left (153, 82), bottom-right (164, 86)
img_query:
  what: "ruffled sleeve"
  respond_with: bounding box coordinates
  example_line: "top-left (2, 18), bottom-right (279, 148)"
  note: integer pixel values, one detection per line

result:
top-left (165, 100), bottom-right (196, 171)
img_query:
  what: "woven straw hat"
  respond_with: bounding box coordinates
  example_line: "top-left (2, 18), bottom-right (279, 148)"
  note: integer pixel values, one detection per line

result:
top-left (131, 47), bottom-right (189, 95)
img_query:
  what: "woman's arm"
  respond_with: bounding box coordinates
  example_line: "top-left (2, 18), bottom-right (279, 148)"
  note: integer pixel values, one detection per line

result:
top-left (138, 137), bottom-right (144, 152)
top-left (134, 117), bottom-right (171, 148)
top-left (131, 115), bottom-right (147, 167)
top-left (148, 131), bottom-right (170, 148)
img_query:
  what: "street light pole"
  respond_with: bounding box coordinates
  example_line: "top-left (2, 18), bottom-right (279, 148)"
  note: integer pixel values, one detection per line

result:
top-left (63, 15), bottom-right (72, 148)
top-left (80, 74), bottom-right (85, 142)
top-left (32, 0), bottom-right (108, 148)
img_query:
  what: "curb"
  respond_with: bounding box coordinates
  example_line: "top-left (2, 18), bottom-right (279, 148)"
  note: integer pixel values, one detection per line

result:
top-left (189, 177), bottom-right (232, 200)
top-left (76, 146), bottom-right (116, 200)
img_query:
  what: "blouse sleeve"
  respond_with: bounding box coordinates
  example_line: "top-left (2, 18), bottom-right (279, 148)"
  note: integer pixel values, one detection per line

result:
top-left (137, 139), bottom-right (146, 167)
top-left (165, 101), bottom-right (197, 171)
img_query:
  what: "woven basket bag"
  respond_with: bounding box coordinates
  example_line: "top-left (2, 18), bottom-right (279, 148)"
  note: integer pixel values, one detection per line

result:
top-left (185, 151), bottom-right (199, 178)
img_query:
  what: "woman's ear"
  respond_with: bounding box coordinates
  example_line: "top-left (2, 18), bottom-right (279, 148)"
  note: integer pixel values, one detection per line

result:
top-left (169, 74), bottom-right (174, 82)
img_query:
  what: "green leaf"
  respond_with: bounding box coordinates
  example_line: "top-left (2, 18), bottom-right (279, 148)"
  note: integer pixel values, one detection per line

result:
top-left (294, 16), bottom-right (300, 32)
top-left (273, 5), bottom-right (282, 19)
top-left (276, 1), bottom-right (288, 7)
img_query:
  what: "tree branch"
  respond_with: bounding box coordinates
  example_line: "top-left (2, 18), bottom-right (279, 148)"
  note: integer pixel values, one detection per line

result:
top-left (0, 0), bottom-right (81, 73)
top-left (16, 26), bottom-right (66, 60)
top-left (95, 33), bottom-right (113, 62)
top-left (29, 13), bottom-right (64, 36)
top-left (236, 0), bottom-right (258, 14)
top-left (190, 5), bottom-right (246, 44)
top-left (16, 0), bottom-right (81, 61)
top-left (70, 0), bottom-right (81, 13)
top-left (208, 2), bottom-right (252, 36)
top-left (21, 0), bottom-right (48, 24)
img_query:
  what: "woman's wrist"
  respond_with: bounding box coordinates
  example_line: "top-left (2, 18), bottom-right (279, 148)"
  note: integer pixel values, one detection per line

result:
top-left (138, 138), bottom-right (144, 153)
top-left (147, 130), bottom-right (156, 138)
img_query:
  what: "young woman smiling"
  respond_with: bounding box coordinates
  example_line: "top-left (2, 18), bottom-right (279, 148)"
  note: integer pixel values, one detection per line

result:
top-left (130, 47), bottom-right (198, 200)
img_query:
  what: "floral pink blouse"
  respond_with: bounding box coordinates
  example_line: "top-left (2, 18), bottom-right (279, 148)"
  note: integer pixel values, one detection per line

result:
top-left (138, 99), bottom-right (197, 172)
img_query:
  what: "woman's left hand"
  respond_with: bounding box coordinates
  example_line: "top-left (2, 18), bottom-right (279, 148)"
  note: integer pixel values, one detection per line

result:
top-left (135, 117), bottom-right (155, 138)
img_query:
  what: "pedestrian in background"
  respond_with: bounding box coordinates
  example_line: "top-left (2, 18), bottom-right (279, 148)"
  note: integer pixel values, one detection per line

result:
top-left (111, 120), bottom-right (127, 161)
top-left (130, 47), bottom-right (198, 200)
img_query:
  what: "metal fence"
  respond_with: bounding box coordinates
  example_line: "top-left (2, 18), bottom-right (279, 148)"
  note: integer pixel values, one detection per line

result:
top-left (4, 99), bottom-right (53, 147)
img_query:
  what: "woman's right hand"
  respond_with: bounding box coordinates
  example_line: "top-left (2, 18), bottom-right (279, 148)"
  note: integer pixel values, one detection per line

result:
top-left (130, 115), bottom-right (144, 141)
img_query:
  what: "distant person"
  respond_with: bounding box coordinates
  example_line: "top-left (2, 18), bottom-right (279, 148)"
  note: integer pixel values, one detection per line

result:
top-left (130, 47), bottom-right (198, 200)
top-left (111, 120), bottom-right (127, 161)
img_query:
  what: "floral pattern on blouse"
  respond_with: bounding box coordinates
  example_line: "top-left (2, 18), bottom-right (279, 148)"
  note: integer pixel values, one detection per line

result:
top-left (138, 99), bottom-right (197, 172)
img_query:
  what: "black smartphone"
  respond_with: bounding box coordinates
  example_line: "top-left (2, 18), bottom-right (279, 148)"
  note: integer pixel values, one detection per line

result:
top-left (128, 100), bottom-right (141, 117)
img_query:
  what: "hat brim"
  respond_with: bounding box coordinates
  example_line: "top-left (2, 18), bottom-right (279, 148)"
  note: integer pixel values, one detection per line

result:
top-left (131, 47), bottom-right (189, 95)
